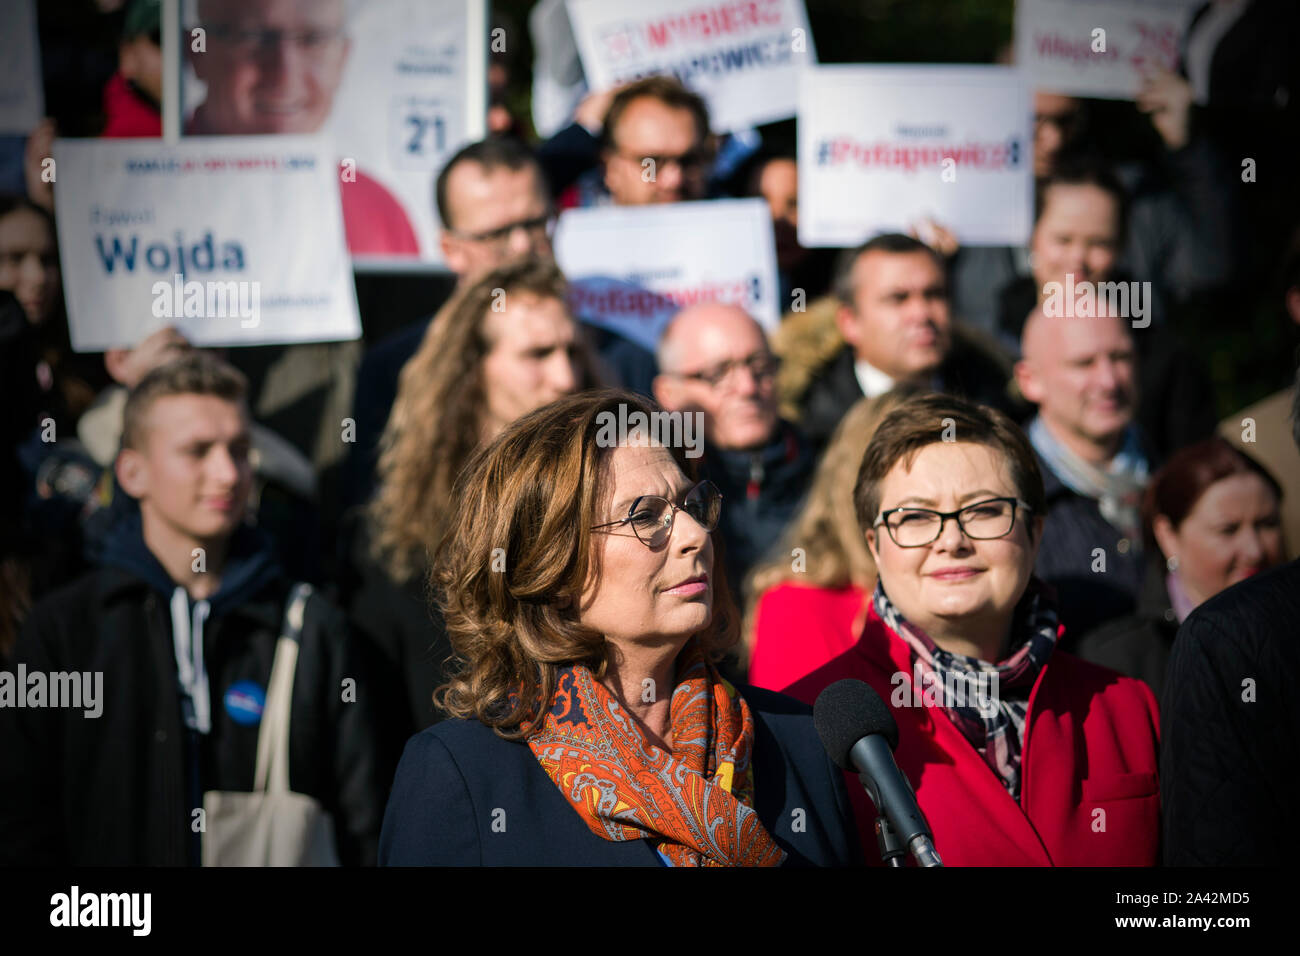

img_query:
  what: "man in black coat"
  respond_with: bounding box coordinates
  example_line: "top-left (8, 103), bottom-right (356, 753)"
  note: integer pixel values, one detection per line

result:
top-left (1160, 362), bottom-right (1300, 865)
top-left (0, 354), bottom-right (385, 865)
top-left (799, 234), bottom-right (1023, 452)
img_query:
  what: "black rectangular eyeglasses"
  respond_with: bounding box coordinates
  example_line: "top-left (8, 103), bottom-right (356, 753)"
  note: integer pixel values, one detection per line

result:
top-left (873, 497), bottom-right (1032, 548)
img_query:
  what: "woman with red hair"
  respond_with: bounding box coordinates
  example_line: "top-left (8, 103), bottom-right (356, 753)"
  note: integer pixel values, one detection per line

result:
top-left (1075, 437), bottom-right (1285, 701)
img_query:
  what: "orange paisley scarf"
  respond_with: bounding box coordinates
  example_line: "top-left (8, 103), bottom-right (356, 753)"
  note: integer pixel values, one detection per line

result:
top-left (527, 637), bottom-right (786, 866)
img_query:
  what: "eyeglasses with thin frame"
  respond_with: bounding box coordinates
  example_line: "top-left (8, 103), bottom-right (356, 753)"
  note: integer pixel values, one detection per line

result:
top-left (614, 147), bottom-right (713, 173)
top-left (205, 24), bottom-right (346, 59)
top-left (671, 352), bottom-right (780, 389)
top-left (448, 213), bottom-right (555, 248)
top-left (873, 497), bottom-right (1032, 548)
top-left (590, 480), bottom-right (722, 549)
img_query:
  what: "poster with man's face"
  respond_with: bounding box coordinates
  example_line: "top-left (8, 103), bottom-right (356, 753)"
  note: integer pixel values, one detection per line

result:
top-left (181, 0), bottom-right (486, 268)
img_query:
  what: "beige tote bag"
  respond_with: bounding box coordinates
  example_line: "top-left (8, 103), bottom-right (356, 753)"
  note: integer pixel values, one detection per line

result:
top-left (202, 584), bottom-right (340, 866)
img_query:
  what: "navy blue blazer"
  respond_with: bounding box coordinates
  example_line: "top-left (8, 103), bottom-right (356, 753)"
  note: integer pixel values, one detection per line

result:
top-left (379, 684), bottom-right (862, 866)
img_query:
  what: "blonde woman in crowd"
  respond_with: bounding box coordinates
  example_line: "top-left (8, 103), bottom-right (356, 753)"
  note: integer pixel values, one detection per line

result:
top-left (746, 387), bottom-right (918, 690)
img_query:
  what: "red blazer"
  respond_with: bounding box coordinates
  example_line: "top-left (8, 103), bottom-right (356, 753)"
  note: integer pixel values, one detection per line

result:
top-left (750, 583), bottom-right (868, 693)
top-left (784, 602), bottom-right (1161, 866)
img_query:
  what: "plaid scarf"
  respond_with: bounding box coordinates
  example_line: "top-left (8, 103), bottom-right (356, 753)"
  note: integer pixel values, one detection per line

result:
top-left (872, 579), bottom-right (1059, 800)
top-left (527, 637), bottom-right (785, 867)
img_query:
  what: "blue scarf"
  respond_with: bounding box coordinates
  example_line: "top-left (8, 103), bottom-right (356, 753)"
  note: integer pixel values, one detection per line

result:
top-left (1028, 415), bottom-right (1149, 541)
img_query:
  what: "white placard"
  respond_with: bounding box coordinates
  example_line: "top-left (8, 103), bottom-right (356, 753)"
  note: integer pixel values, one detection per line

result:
top-left (52, 137), bottom-right (360, 352)
top-left (798, 65), bottom-right (1033, 248)
top-left (180, 0), bottom-right (486, 268)
top-left (1015, 0), bottom-right (1193, 101)
top-left (554, 198), bottom-right (778, 351)
top-left (0, 0), bottom-right (44, 134)
top-left (565, 0), bottom-right (816, 133)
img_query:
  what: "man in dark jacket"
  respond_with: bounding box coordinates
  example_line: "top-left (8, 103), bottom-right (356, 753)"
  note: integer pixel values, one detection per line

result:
top-left (1161, 363), bottom-right (1300, 865)
top-left (652, 304), bottom-right (815, 602)
top-left (1015, 305), bottom-right (1150, 642)
top-left (0, 354), bottom-right (384, 865)
top-left (799, 234), bottom-right (1023, 451)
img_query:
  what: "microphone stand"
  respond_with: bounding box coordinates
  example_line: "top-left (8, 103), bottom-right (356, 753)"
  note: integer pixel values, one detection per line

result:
top-left (875, 815), bottom-right (907, 866)
top-left (861, 772), bottom-right (907, 866)
top-left (859, 770), bottom-right (942, 866)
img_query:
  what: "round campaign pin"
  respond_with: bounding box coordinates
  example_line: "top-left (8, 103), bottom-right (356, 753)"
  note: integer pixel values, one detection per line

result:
top-left (224, 680), bottom-right (266, 727)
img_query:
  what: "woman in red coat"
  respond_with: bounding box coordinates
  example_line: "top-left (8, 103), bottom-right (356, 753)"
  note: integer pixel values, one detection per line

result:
top-left (785, 393), bottom-right (1160, 866)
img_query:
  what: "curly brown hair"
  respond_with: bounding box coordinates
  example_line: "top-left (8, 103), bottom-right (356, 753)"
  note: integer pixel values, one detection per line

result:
top-left (369, 258), bottom-right (599, 583)
top-left (433, 388), bottom-right (740, 740)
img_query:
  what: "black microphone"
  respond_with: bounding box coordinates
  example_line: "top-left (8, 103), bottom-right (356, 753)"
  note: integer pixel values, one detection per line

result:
top-left (813, 678), bottom-right (942, 867)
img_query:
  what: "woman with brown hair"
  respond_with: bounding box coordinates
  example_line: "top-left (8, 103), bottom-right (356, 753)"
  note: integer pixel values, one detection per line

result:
top-left (336, 258), bottom-right (598, 778)
top-left (1075, 437), bottom-right (1285, 701)
top-left (379, 389), bottom-right (860, 866)
top-left (784, 392), bottom-right (1160, 865)
top-left (746, 387), bottom-right (918, 690)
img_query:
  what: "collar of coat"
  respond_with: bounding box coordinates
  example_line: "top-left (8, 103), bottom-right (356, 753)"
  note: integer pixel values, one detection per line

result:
top-left (95, 561), bottom-right (287, 632)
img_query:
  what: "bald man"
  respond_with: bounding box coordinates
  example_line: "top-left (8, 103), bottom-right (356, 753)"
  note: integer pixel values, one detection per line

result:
top-left (1015, 306), bottom-right (1149, 642)
top-left (653, 304), bottom-right (814, 604)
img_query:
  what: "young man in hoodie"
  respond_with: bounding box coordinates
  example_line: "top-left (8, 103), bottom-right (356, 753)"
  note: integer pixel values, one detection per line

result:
top-left (0, 353), bottom-right (385, 865)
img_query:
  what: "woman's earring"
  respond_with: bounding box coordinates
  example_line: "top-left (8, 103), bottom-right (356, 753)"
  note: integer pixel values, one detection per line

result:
top-left (1166, 555), bottom-right (1179, 572)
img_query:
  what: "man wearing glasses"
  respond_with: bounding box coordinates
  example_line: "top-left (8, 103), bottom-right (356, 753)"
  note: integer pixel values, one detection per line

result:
top-left (557, 76), bottom-right (715, 209)
top-left (435, 140), bottom-right (556, 277)
top-left (186, 0), bottom-right (419, 256)
top-left (653, 303), bottom-right (814, 604)
top-left (344, 138), bottom-right (658, 508)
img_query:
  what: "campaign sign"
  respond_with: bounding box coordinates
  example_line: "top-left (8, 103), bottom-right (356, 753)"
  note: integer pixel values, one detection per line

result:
top-left (0, 0), bottom-right (43, 134)
top-left (52, 137), bottom-right (361, 352)
top-left (554, 198), bottom-right (778, 351)
top-left (565, 0), bottom-right (816, 133)
top-left (180, 0), bottom-right (486, 267)
top-left (1016, 0), bottom-right (1193, 101)
top-left (798, 65), bottom-right (1033, 248)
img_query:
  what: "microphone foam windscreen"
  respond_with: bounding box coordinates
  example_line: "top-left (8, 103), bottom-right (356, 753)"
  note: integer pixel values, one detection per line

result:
top-left (813, 678), bottom-right (900, 770)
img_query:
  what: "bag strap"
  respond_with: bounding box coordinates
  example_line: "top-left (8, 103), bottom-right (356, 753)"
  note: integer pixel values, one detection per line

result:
top-left (252, 583), bottom-right (313, 794)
